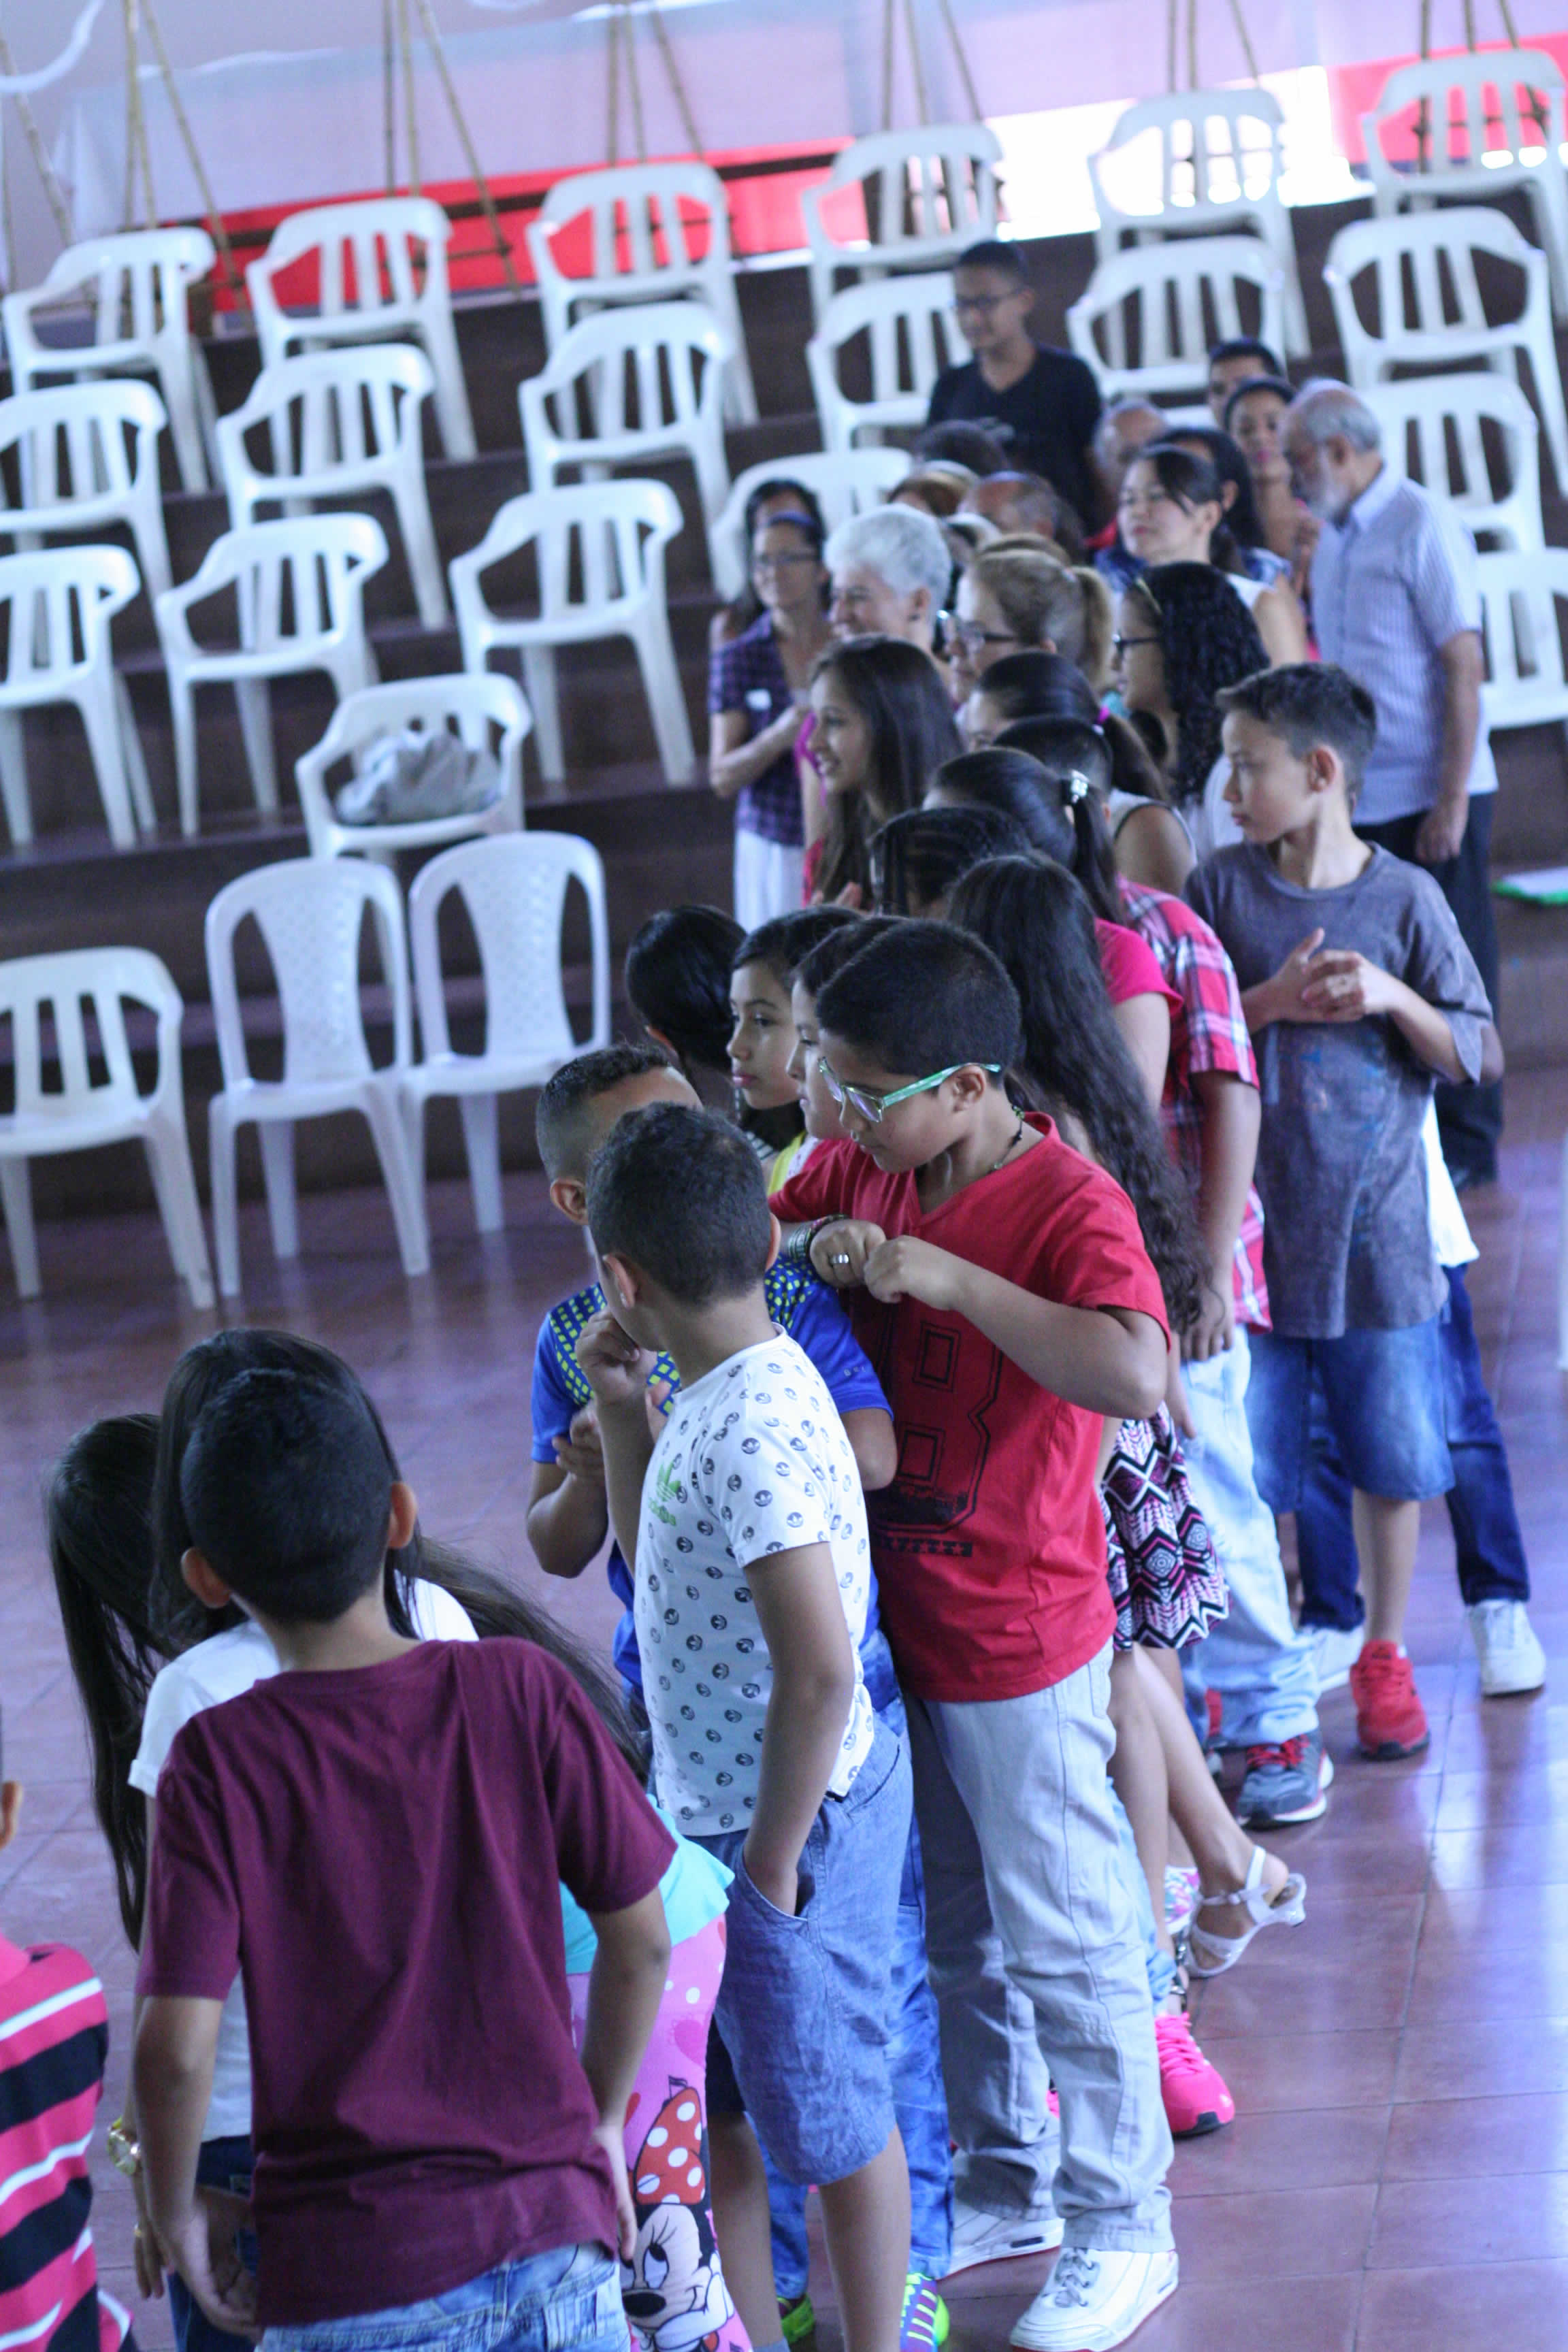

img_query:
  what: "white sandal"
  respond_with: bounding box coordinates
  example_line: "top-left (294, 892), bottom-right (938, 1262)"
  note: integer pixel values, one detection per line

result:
top-left (1186, 1846), bottom-right (1306, 1978)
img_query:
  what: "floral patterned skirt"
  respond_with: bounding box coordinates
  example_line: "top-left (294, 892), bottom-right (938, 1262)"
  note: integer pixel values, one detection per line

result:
top-left (1102, 1406), bottom-right (1229, 1651)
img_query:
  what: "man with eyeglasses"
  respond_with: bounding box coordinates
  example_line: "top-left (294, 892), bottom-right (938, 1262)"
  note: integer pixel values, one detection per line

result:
top-left (926, 240), bottom-right (1105, 536)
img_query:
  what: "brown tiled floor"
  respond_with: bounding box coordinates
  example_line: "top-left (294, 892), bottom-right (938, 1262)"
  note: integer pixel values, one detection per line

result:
top-left (3, 1071), bottom-right (1568, 2351)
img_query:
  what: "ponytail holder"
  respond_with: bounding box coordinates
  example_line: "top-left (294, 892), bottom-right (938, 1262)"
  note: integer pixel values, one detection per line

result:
top-left (1065, 769), bottom-right (1092, 805)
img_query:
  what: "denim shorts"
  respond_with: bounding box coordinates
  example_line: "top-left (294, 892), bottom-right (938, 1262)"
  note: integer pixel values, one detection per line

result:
top-left (694, 1714), bottom-right (911, 2187)
top-left (1247, 1318), bottom-right (1453, 1509)
top-left (259, 2244), bottom-right (622, 2352)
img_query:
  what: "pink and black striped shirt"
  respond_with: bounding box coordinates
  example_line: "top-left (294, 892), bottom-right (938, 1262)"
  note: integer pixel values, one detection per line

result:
top-left (0, 1936), bottom-right (131, 2352)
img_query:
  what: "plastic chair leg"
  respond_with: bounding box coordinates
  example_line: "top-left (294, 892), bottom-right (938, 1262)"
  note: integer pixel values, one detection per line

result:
top-left (234, 676), bottom-right (280, 813)
top-left (521, 646), bottom-right (565, 789)
top-left (161, 359), bottom-right (213, 493)
top-left (78, 677), bottom-right (139, 850)
top-left (393, 473), bottom-right (451, 630)
top-left (459, 1092), bottom-right (504, 1232)
top-left (632, 618), bottom-right (696, 785)
top-left (0, 1157), bottom-right (40, 1298)
top-left (146, 1116), bottom-right (215, 1311)
top-left (423, 322), bottom-right (478, 461)
top-left (114, 673), bottom-right (157, 834)
top-left (1525, 325), bottom-right (1568, 495)
top-left (131, 500), bottom-right (174, 601)
top-left (257, 1120), bottom-right (299, 1260)
top-left (0, 708), bottom-right (32, 847)
top-left (208, 1098), bottom-right (243, 1298)
top-left (362, 1083), bottom-right (431, 1278)
top-left (169, 673), bottom-right (201, 837)
top-left (1558, 1126), bottom-right (1568, 1373)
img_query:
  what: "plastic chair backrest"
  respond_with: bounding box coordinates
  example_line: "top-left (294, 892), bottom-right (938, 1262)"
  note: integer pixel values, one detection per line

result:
top-left (527, 162), bottom-right (734, 296)
top-left (0, 544), bottom-right (138, 689)
top-left (524, 300), bottom-right (730, 448)
top-left (1090, 87), bottom-right (1286, 227)
top-left (0, 380), bottom-right (165, 512)
top-left (1324, 207), bottom-right (1535, 350)
top-left (809, 273), bottom-right (968, 410)
top-left (219, 346), bottom-right (431, 484)
top-left (452, 480), bottom-right (681, 632)
top-left (6, 228), bottom-right (215, 365)
top-left (206, 856), bottom-right (412, 1090)
top-left (1476, 546), bottom-right (1568, 706)
top-left (248, 197), bottom-right (453, 349)
top-left (172, 515), bottom-right (388, 655)
top-left (410, 832), bottom-right (608, 1062)
top-left (1366, 376), bottom-right (1543, 549)
top-left (804, 125), bottom-right (1002, 267)
top-left (712, 448), bottom-right (911, 600)
top-left (295, 672), bottom-right (529, 846)
top-left (0, 945), bottom-right (178, 1124)
top-left (1066, 234), bottom-right (1284, 395)
top-left (1362, 50), bottom-right (1567, 192)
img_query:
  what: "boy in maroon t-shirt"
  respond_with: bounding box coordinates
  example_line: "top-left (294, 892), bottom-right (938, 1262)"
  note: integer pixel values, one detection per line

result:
top-left (771, 921), bottom-right (1177, 2352)
top-left (134, 1367), bottom-right (673, 2352)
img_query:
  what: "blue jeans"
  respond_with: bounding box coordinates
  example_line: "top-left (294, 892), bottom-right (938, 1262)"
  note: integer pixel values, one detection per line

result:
top-left (259, 2246), bottom-right (623, 2352)
top-left (764, 1647), bottom-right (953, 2290)
top-left (1247, 1318), bottom-right (1452, 1506)
top-left (169, 2137), bottom-right (255, 2352)
top-left (1296, 1265), bottom-right (1531, 1628)
top-left (1178, 1333), bottom-right (1320, 1750)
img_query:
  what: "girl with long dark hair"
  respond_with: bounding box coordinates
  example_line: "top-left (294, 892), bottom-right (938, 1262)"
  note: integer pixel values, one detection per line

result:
top-left (805, 636), bottom-right (961, 906)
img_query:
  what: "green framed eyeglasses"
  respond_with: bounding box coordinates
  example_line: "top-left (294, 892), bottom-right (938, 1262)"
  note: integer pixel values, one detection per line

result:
top-left (819, 1058), bottom-right (1002, 1125)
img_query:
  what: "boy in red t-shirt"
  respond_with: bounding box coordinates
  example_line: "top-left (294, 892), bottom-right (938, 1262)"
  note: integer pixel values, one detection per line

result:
top-left (771, 921), bottom-right (1177, 2352)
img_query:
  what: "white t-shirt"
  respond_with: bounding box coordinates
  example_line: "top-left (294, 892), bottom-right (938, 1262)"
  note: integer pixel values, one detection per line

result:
top-left (129, 1580), bottom-right (476, 2141)
top-left (634, 1333), bottom-right (875, 1838)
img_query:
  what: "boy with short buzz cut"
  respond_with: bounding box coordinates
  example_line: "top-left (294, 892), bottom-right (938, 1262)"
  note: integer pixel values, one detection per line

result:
top-left (576, 1102), bottom-right (914, 2352)
top-left (1189, 662), bottom-right (1493, 1763)
top-left (926, 238), bottom-right (1104, 531)
top-left (1206, 335), bottom-right (1284, 427)
top-left (133, 1365), bottom-right (674, 2352)
top-left (771, 921), bottom-right (1179, 2352)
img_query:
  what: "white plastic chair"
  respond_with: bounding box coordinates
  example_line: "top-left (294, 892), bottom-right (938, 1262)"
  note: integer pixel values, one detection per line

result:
top-left (527, 162), bottom-right (756, 426)
top-left (1, 227), bottom-right (218, 493)
top-left (1066, 234), bottom-right (1286, 420)
top-left (0, 380), bottom-right (172, 600)
top-left (802, 125), bottom-right (1002, 325)
top-left (520, 301), bottom-right (732, 583)
top-left (1323, 209), bottom-right (1568, 495)
top-left (1362, 49), bottom-right (1568, 321)
top-left (402, 832), bottom-right (610, 1233)
top-left (0, 947), bottom-right (212, 1307)
top-left (1475, 546), bottom-right (1568, 741)
top-left (712, 447), bottom-right (912, 602)
top-left (216, 346), bottom-right (447, 630)
top-left (1365, 376), bottom-right (1544, 553)
top-left (154, 513), bottom-right (387, 839)
top-left (1088, 88), bottom-right (1308, 357)
top-left (806, 274), bottom-right (969, 454)
top-left (450, 480), bottom-right (691, 787)
top-left (295, 673), bottom-right (529, 861)
top-left (204, 856), bottom-right (429, 1296)
top-left (0, 546), bottom-right (153, 851)
top-left (246, 197), bottom-right (474, 461)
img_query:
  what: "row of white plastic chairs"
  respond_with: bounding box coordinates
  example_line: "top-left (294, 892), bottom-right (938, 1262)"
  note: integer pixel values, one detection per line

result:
top-left (0, 823), bottom-right (611, 1308)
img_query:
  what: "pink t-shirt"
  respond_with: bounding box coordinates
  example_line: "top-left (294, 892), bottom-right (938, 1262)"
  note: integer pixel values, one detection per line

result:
top-left (1094, 917), bottom-right (1181, 1014)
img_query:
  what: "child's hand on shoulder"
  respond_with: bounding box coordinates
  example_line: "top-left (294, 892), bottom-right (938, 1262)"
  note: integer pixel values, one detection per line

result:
top-left (809, 1218), bottom-right (887, 1286)
top-left (1297, 948), bottom-right (1397, 1024)
top-left (552, 1405), bottom-right (606, 1486)
top-left (862, 1235), bottom-right (966, 1311)
top-left (573, 1311), bottom-right (657, 1411)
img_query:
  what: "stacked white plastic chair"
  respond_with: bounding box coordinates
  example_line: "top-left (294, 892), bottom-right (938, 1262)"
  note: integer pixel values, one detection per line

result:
top-left (1361, 49), bottom-right (1568, 320)
top-left (1088, 88), bottom-right (1308, 356)
top-left (451, 481), bottom-right (691, 788)
top-left (806, 274), bottom-right (969, 453)
top-left (216, 346), bottom-right (448, 629)
top-left (0, 947), bottom-right (212, 1307)
top-left (402, 832), bottom-right (610, 1233)
top-left (712, 448), bottom-right (912, 602)
top-left (1066, 235), bottom-right (1286, 423)
top-left (527, 162), bottom-right (757, 425)
top-left (0, 545), bottom-right (153, 850)
top-left (246, 197), bottom-right (475, 460)
top-left (0, 380), bottom-right (172, 599)
top-left (1365, 376), bottom-right (1544, 552)
top-left (520, 302), bottom-right (732, 582)
top-left (802, 125), bottom-right (1002, 325)
top-left (1474, 546), bottom-right (1568, 742)
top-left (1, 227), bottom-right (218, 492)
top-left (295, 674), bottom-right (529, 862)
top-left (1323, 208), bottom-right (1568, 493)
top-left (204, 856), bottom-right (429, 1296)
top-left (154, 513), bottom-right (387, 837)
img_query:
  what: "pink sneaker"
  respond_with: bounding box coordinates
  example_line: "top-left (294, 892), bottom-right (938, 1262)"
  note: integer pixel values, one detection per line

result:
top-left (1155, 2012), bottom-right (1235, 2138)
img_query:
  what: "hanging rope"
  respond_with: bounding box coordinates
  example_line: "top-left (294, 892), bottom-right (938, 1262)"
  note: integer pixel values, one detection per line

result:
top-left (136, 0), bottom-right (244, 302)
top-left (933, 0), bottom-right (983, 122)
top-left (902, 0), bottom-right (930, 126)
top-left (647, 3), bottom-right (704, 159)
top-left (0, 27), bottom-right (73, 248)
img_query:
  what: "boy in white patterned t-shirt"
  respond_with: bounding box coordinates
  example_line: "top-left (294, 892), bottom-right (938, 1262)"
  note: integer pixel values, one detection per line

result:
top-left (577, 1101), bottom-right (913, 2352)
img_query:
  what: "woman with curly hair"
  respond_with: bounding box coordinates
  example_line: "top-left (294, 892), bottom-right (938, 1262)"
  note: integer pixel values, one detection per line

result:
top-left (1113, 560), bottom-right (1270, 859)
top-left (1117, 442), bottom-right (1307, 664)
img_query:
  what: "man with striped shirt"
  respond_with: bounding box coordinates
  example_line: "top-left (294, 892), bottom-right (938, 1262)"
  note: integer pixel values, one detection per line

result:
top-left (0, 1734), bottom-right (133, 2352)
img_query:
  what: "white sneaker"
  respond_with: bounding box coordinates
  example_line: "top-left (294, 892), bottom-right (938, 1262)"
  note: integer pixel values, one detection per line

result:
top-left (947, 2192), bottom-right (1064, 2275)
top-left (1310, 1622), bottom-right (1365, 1695)
top-left (1009, 2249), bottom-right (1178, 2351)
top-left (1468, 1600), bottom-right (1547, 1697)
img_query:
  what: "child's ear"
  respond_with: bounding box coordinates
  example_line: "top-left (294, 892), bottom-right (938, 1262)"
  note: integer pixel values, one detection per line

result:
top-left (1017, 284), bottom-right (1036, 323)
top-left (0, 1780), bottom-right (22, 1853)
top-left (764, 1212), bottom-right (781, 1273)
top-left (387, 1482), bottom-right (419, 1554)
top-left (1307, 743), bottom-right (1339, 794)
top-left (599, 1250), bottom-right (642, 1312)
top-left (182, 1548), bottom-right (233, 1612)
top-left (549, 1175), bottom-right (589, 1226)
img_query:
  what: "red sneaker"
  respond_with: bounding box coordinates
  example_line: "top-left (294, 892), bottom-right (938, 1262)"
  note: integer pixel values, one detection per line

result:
top-left (1154, 2012), bottom-right (1235, 2138)
top-left (1349, 1641), bottom-right (1430, 1759)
